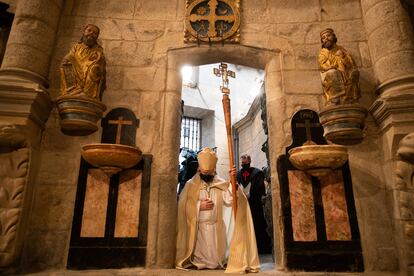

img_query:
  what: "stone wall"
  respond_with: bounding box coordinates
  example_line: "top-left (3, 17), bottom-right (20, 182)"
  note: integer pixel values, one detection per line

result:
top-left (200, 111), bottom-right (215, 149)
top-left (235, 96), bottom-right (267, 170)
top-left (14, 0), bottom-right (406, 273)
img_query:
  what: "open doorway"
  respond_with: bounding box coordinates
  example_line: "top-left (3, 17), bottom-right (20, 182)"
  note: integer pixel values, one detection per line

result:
top-left (177, 62), bottom-right (274, 270)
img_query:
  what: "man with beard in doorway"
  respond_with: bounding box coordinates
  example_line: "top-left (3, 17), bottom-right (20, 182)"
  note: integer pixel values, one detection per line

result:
top-left (60, 24), bottom-right (106, 100)
top-left (236, 154), bottom-right (271, 254)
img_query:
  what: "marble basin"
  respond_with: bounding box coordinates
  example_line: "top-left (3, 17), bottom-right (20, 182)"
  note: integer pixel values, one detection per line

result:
top-left (288, 145), bottom-right (348, 177)
top-left (81, 143), bottom-right (142, 176)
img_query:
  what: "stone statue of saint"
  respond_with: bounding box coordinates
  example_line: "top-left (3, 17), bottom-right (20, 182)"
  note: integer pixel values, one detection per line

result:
top-left (318, 28), bottom-right (360, 105)
top-left (60, 24), bottom-right (106, 100)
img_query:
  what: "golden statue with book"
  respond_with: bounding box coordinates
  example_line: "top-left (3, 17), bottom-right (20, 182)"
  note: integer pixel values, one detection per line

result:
top-left (60, 24), bottom-right (106, 100)
top-left (56, 24), bottom-right (107, 136)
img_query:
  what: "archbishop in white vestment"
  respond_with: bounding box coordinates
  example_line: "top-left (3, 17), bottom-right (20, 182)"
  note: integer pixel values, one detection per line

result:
top-left (175, 148), bottom-right (260, 273)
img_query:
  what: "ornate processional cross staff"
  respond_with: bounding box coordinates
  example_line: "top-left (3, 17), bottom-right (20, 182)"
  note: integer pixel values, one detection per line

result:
top-left (213, 62), bottom-right (237, 218)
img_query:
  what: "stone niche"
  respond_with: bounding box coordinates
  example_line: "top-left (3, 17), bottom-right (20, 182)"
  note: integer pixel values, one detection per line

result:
top-left (277, 109), bottom-right (364, 272)
top-left (67, 108), bottom-right (152, 269)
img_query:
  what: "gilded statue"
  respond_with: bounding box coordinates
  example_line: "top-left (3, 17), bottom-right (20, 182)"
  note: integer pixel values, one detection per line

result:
top-left (318, 28), bottom-right (360, 105)
top-left (60, 24), bottom-right (106, 100)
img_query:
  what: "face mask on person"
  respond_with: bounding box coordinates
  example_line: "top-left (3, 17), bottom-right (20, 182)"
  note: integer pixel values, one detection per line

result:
top-left (200, 173), bottom-right (214, 183)
top-left (241, 163), bottom-right (250, 170)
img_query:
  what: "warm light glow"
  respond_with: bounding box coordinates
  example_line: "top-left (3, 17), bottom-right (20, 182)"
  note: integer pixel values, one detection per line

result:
top-left (181, 65), bottom-right (194, 85)
top-left (251, 76), bottom-right (264, 97)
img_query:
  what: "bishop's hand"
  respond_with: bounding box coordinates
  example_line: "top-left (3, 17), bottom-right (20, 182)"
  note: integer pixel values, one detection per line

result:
top-left (200, 199), bottom-right (214, 211)
top-left (229, 165), bottom-right (237, 179)
top-left (229, 166), bottom-right (238, 191)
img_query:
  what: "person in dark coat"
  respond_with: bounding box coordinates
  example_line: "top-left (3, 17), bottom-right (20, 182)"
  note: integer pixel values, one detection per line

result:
top-left (236, 154), bottom-right (272, 254)
top-left (178, 149), bottom-right (198, 196)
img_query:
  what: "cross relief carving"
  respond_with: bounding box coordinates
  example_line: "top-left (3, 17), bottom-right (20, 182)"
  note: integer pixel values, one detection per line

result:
top-left (185, 0), bottom-right (241, 43)
top-left (108, 116), bottom-right (133, 144)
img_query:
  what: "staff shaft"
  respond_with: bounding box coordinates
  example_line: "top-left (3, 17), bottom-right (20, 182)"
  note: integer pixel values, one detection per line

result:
top-left (222, 94), bottom-right (237, 218)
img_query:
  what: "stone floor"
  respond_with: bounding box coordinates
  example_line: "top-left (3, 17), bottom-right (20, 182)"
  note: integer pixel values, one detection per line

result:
top-left (18, 255), bottom-right (400, 276)
top-left (21, 271), bottom-right (402, 276)
top-left (18, 268), bottom-right (401, 276)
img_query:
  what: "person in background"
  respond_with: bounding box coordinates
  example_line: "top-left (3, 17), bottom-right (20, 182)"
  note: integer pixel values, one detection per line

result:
top-left (236, 154), bottom-right (271, 254)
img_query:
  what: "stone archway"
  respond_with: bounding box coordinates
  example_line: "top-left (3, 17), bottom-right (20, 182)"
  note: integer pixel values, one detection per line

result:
top-left (147, 44), bottom-right (290, 269)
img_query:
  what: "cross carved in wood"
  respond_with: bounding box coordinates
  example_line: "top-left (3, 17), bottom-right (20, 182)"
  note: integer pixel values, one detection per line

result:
top-left (296, 119), bottom-right (321, 144)
top-left (108, 116), bottom-right (133, 144)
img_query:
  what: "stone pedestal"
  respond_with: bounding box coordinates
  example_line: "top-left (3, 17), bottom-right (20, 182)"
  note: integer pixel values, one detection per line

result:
top-left (56, 96), bottom-right (106, 136)
top-left (319, 104), bottom-right (368, 145)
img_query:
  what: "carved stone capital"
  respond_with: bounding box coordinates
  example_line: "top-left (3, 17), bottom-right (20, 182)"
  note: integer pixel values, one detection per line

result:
top-left (375, 74), bottom-right (414, 97)
top-left (0, 68), bottom-right (49, 89)
top-left (0, 72), bottom-right (53, 147)
top-left (369, 91), bottom-right (414, 133)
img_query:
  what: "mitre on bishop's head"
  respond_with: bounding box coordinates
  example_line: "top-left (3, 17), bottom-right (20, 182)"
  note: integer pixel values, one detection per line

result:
top-left (197, 147), bottom-right (218, 173)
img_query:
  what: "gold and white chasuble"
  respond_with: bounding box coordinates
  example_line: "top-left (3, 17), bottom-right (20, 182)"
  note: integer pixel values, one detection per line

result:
top-left (175, 173), bottom-right (260, 273)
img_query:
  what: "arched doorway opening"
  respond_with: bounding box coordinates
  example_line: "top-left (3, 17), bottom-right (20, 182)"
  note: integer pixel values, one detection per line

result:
top-left (159, 44), bottom-right (288, 270)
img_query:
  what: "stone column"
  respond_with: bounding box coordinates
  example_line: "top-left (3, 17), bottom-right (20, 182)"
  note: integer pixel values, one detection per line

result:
top-left (362, 0), bottom-right (414, 273)
top-left (0, 0), bottom-right (63, 87)
top-left (264, 55), bottom-right (286, 270)
top-left (362, 0), bottom-right (414, 86)
top-left (145, 54), bottom-right (181, 268)
top-left (364, 0), bottom-right (414, 133)
top-left (0, 0), bottom-right (63, 271)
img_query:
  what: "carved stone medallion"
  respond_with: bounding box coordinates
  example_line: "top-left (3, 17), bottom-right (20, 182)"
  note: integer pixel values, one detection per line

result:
top-left (184, 0), bottom-right (240, 43)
